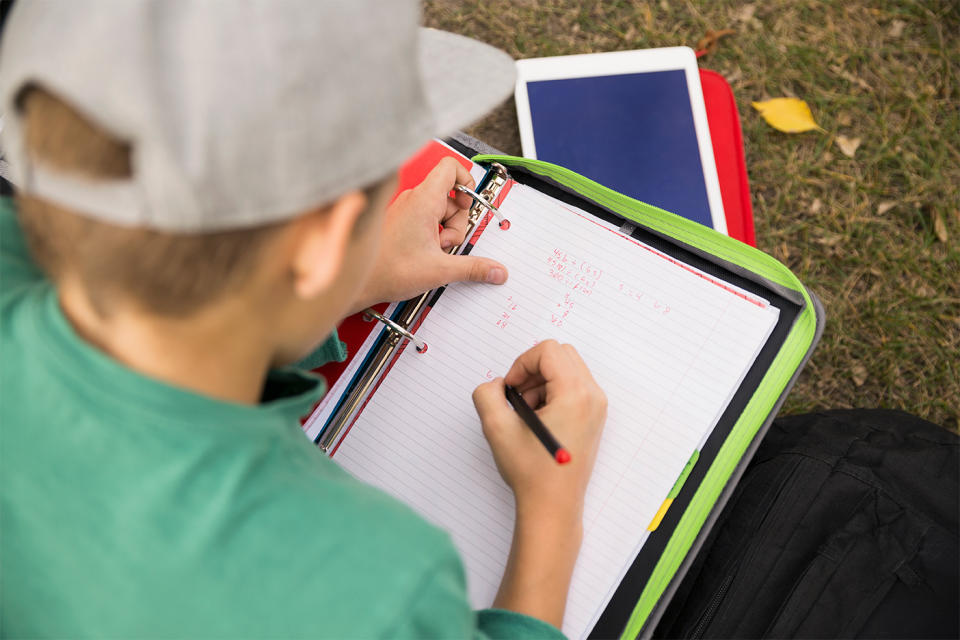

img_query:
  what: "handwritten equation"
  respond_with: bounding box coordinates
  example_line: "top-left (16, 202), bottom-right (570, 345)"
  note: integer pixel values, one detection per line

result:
top-left (492, 249), bottom-right (672, 336)
top-left (547, 249), bottom-right (603, 296)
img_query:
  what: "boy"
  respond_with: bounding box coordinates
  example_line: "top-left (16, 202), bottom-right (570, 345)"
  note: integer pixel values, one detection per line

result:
top-left (0, 1), bottom-right (606, 637)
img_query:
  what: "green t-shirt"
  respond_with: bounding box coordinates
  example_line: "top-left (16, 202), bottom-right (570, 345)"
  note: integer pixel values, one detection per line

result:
top-left (0, 197), bottom-right (563, 639)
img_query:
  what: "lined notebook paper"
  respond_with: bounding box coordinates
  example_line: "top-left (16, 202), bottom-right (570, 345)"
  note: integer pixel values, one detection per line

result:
top-left (334, 183), bottom-right (779, 639)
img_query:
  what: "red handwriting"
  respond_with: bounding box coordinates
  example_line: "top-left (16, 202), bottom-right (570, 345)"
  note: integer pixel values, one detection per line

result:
top-left (551, 293), bottom-right (576, 328)
top-left (547, 249), bottom-right (602, 296)
top-left (495, 295), bottom-right (519, 330)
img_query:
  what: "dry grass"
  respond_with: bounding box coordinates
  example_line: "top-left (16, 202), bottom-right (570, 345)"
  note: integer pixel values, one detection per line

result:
top-left (425, 0), bottom-right (960, 430)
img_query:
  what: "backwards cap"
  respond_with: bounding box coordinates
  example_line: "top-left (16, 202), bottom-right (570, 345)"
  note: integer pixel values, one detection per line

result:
top-left (0, 0), bottom-right (515, 232)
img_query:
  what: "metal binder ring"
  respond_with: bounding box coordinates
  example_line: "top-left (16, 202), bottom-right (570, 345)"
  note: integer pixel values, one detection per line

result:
top-left (363, 308), bottom-right (428, 353)
top-left (454, 184), bottom-right (508, 227)
top-left (454, 184), bottom-right (500, 213)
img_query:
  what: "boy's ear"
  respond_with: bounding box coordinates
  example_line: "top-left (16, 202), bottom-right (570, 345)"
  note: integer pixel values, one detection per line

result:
top-left (290, 190), bottom-right (368, 299)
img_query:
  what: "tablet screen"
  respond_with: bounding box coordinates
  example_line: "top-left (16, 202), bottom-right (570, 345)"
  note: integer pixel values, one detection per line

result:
top-left (524, 69), bottom-right (716, 228)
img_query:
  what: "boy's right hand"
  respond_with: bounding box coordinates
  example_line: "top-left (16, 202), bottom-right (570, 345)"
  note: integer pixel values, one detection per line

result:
top-left (472, 340), bottom-right (607, 526)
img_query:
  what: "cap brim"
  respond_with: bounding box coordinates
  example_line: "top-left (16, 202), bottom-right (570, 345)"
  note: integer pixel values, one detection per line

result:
top-left (418, 28), bottom-right (516, 137)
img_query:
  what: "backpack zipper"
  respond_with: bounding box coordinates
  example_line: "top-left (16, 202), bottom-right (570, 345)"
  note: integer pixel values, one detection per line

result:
top-left (690, 572), bottom-right (734, 639)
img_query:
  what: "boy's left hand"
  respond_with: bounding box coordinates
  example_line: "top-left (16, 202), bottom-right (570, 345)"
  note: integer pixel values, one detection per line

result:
top-left (354, 157), bottom-right (508, 311)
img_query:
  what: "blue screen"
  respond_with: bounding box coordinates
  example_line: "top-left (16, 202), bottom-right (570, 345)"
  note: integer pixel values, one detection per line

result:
top-left (527, 70), bottom-right (713, 227)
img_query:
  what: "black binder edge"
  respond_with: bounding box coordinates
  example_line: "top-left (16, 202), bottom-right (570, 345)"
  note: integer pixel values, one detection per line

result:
top-left (638, 291), bottom-right (825, 639)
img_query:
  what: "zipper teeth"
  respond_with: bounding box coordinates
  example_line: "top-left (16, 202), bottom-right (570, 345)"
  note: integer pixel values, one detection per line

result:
top-left (687, 457), bottom-right (803, 639)
top-left (691, 573), bottom-right (734, 639)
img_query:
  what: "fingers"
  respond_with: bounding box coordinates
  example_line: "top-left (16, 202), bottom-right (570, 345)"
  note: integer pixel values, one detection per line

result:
top-left (451, 161), bottom-right (475, 208)
top-left (503, 340), bottom-right (586, 397)
top-left (439, 208), bottom-right (470, 249)
top-left (422, 157), bottom-right (475, 210)
top-left (504, 340), bottom-right (564, 388)
top-left (435, 253), bottom-right (507, 286)
top-left (520, 384), bottom-right (546, 409)
top-left (451, 185), bottom-right (475, 212)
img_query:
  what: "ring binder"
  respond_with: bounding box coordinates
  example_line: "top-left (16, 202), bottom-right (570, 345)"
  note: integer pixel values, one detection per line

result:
top-left (363, 307), bottom-right (427, 353)
top-left (454, 184), bottom-right (508, 228)
top-left (308, 148), bottom-right (825, 640)
top-left (316, 162), bottom-right (511, 453)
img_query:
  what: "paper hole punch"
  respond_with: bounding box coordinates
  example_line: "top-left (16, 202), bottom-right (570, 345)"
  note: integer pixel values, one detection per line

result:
top-left (455, 184), bottom-right (510, 229)
top-left (363, 308), bottom-right (428, 353)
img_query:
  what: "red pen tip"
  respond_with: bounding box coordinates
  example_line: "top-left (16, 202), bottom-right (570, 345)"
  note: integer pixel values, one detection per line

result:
top-left (555, 448), bottom-right (572, 464)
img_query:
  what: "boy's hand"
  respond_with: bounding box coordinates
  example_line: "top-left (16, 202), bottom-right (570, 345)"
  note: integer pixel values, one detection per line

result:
top-left (354, 157), bottom-right (508, 311)
top-left (472, 340), bottom-right (606, 627)
top-left (472, 340), bottom-right (607, 524)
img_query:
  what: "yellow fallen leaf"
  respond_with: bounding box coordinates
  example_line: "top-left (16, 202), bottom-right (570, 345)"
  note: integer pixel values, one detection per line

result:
top-left (751, 98), bottom-right (825, 133)
top-left (836, 135), bottom-right (862, 158)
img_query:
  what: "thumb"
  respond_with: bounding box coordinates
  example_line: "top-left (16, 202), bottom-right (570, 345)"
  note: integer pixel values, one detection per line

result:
top-left (439, 253), bottom-right (508, 285)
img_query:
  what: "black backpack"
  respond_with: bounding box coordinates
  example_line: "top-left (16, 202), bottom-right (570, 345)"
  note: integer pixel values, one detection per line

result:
top-left (655, 409), bottom-right (959, 639)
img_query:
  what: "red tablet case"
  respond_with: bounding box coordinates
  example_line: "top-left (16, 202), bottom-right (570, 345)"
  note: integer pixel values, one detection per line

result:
top-left (698, 68), bottom-right (755, 247)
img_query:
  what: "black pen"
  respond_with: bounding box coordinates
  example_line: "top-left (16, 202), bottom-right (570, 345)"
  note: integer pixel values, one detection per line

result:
top-left (504, 385), bottom-right (571, 464)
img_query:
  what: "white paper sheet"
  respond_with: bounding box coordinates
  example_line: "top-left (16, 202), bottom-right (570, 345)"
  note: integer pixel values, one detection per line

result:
top-left (334, 183), bottom-right (779, 638)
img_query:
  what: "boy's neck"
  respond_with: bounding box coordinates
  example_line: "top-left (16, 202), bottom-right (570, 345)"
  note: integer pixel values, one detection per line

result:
top-left (59, 284), bottom-right (275, 405)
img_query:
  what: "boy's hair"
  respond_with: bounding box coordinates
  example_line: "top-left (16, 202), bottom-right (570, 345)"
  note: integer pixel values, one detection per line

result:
top-left (16, 86), bottom-right (284, 318)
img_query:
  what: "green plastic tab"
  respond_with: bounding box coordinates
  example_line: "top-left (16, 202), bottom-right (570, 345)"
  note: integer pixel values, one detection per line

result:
top-left (668, 450), bottom-right (699, 500)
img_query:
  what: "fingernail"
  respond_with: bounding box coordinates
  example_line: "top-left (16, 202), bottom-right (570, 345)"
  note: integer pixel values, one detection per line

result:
top-left (486, 268), bottom-right (506, 284)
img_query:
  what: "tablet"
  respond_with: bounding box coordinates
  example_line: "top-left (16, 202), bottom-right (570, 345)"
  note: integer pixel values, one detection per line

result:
top-left (515, 47), bottom-right (727, 233)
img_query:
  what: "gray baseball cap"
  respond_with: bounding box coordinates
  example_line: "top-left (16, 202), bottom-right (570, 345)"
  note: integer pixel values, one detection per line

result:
top-left (0, 1), bottom-right (515, 232)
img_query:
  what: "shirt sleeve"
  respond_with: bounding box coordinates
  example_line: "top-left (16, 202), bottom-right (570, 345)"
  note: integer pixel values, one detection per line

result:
top-left (476, 609), bottom-right (567, 640)
top-left (0, 197), bottom-right (46, 295)
top-left (388, 543), bottom-right (566, 640)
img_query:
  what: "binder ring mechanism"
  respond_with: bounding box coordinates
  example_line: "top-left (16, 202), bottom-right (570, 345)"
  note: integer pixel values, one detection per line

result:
top-left (455, 184), bottom-right (510, 230)
top-left (363, 308), bottom-right (428, 354)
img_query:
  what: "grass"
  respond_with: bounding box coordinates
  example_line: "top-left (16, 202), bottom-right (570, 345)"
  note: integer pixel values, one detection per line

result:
top-left (424, 0), bottom-right (960, 431)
